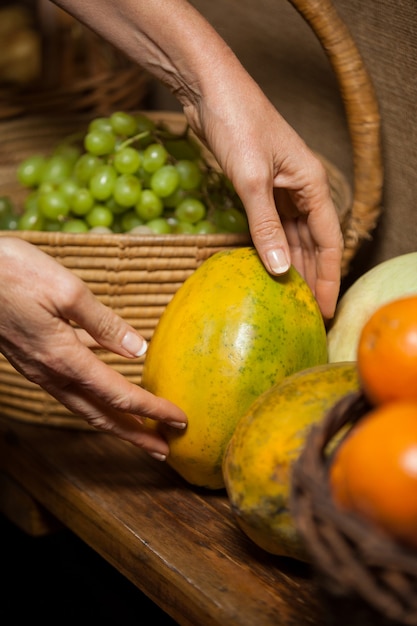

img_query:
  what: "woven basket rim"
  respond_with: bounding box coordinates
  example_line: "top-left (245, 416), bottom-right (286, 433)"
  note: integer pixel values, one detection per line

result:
top-left (291, 390), bottom-right (417, 625)
top-left (0, 110), bottom-right (351, 269)
top-left (288, 0), bottom-right (383, 275)
top-left (0, 229), bottom-right (252, 247)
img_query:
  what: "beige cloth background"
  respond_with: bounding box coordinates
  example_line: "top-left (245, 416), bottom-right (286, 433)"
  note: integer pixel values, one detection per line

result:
top-left (151, 0), bottom-right (417, 289)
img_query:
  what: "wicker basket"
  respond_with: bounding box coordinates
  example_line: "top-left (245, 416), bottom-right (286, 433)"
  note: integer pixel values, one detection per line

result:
top-left (0, 0), bottom-right (151, 120)
top-left (291, 391), bottom-right (417, 625)
top-left (0, 0), bottom-right (383, 430)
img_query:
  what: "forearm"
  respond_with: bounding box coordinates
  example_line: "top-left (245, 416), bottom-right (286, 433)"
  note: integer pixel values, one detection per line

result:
top-left (52, 0), bottom-right (244, 109)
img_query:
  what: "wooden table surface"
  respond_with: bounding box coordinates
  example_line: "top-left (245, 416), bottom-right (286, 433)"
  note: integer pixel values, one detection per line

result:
top-left (0, 414), bottom-right (330, 626)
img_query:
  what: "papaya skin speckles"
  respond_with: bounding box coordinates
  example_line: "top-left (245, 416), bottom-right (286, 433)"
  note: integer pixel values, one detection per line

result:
top-left (142, 247), bottom-right (328, 490)
top-left (223, 362), bottom-right (359, 560)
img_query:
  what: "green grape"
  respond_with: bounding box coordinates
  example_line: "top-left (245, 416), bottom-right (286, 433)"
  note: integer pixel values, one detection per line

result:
top-left (58, 178), bottom-right (79, 201)
top-left (111, 216), bottom-right (124, 233)
top-left (176, 160), bottom-right (202, 190)
top-left (18, 206), bottom-right (45, 231)
top-left (89, 165), bottom-right (117, 201)
top-left (23, 191), bottom-right (39, 212)
top-left (71, 188), bottom-right (94, 216)
top-left (172, 221), bottom-right (196, 234)
top-left (133, 113), bottom-right (156, 147)
top-left (135, 189), bottom-right (163, 221)
top-left (0, 213), bottom-right (18, 230)
top-left (165, 214), bottom-right (179, 229)
top-left (40, 154), bottom-right (74, 185)
top-left (13, 110), bottom-right (247, 237)
top-left (53, 143), bottom-right (82, 167)
top-left (120, 210), bottom-right (145, 232)
top-left (84, 129), bottom-right (116, 156)
top-left (113, 174), bottom-right (142, 208)
top-left (165, 138), bottom-right (201, 161)
top-left (150, 164), bottom-right (180, 198)
top-left (136, 166), bottom-right (152, 188)
top-left (61, 219), bottom-right (89, 233)
top-left (89, 226), bottom-right (113, 234)
top-left (135, 113), bottom-right (156, 134)
top-left (113, 146), bottom-right (141, 174)
top-left (0, 196), bottom-right (17, 229)
top-left (17, 155), bottom-right (46, 187)
top-left (86, 205), bottom-right (114, 229)
top-left (74, 153), bottom-right (103, 184)
top-left (88, 117), bottom-right (113, 133)
top-left (37, 181), bottom-right (56, 195)
top-left (44, 219), bottom-right (62, 232)
top-left (145, 217), bottom-right (172, 234)
top-left (38, 190), bottom-right (70, 221)
top-left (175, 197), bottom-right (206, 224)
top-left (106, 196), bottom-right (130, 215)
top-left (0, 196), bottom-right (13, 218)
top-left (162, 187), bottom-right (189, 209)
top-left (110, 111), bottom-right (138, 137)
top-left (142, 143), bottom-right (168, 173)
top-left (129, 224), bottom-right (153, 235)
top-left (216, 207), bottom-right (249, 233)
top-left (194, 219), bottom-right (218, 234)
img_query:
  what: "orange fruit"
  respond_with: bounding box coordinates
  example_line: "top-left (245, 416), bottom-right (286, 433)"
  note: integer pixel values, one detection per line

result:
top-left (329, 401), bottom-right (417, 548)
top-left (357, 295), bottom-right (417, 405)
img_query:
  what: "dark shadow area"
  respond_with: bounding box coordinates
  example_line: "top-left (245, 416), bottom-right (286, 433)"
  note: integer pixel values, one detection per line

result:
top-left (0, 512), bottom-right (178, 624)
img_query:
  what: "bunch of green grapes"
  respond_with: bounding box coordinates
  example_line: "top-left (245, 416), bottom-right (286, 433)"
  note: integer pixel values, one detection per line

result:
top-left (9, 111), bottom-right (249, 235)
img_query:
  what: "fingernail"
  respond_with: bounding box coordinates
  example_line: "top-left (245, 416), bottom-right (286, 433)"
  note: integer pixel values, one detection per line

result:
top-left (149, 451), bottom-right (167, 462)
top-left (122, 331), bottom-right (147, 357)
top-left (266, 248), bottom-right (290, 274)
top-left (167, 421), bottom-right (187, 429)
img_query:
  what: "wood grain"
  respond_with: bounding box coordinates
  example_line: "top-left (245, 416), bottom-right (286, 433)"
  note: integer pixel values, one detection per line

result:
top-left (0, 415), bottom-right (325, 626)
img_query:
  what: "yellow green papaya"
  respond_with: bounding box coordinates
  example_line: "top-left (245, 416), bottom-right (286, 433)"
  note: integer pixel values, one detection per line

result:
top-left (142, 247), bottom-right (328, 489)
top-left (223, 361), bottom-right (359, 561)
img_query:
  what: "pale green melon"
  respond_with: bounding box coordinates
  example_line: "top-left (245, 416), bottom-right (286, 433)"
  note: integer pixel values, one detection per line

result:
top-left (327, 252), bottom-right (417, 362)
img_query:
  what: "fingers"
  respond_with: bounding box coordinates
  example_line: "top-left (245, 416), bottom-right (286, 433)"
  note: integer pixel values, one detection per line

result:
top-left (46, 381), bottom-right (173, 461)
top-left (234, 161), bottom-right (341, 318)
top-left (52, 275), bottom-right (149, 359)
top-left (250, 146), bottom-right (343, 319)
top-left (4, 238), bottom-right (149, 360)
top-left (231, 167), bottom-right (292, 276)
top-left (37, 341), bottom-right (187, 459)
top-left (0, 238), bottom-right (187, 460)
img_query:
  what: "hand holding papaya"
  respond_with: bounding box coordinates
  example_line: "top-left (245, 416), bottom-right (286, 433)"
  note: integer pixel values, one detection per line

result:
top-left (0, 237), bottom-right (187, 459)
top-left (0, 0), bottom-right (343, 456)
top-left (53, 0), bottom-right (344, 319)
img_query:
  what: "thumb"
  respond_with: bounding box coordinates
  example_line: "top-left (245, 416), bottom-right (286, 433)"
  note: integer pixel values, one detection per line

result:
top-left (59, 280), bottom-right (148, 359)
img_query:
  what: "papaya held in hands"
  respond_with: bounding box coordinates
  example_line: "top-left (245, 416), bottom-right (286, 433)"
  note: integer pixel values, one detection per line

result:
top-left (141, 247), bottom-right (328, 489)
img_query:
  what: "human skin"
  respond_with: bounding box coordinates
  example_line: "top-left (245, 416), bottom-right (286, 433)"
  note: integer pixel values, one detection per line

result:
top-left (0, 237), bottom-right (186, 460)
top-left (0, 0), bottom-right (344, 459)
top-left (52, 0), bottom-right (344, 320)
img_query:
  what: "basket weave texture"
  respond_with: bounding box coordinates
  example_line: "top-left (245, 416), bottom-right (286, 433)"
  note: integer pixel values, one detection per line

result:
top-left (0, 111), bottom-right (351, 429)
top-left (291, 391), bottom-right (417, 626)
top-left (0, 1), bottom-right (150, 120)
top-left (0, 0), bottom-right (384, 430)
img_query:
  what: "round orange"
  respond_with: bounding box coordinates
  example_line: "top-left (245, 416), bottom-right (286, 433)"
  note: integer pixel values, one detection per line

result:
top-left (357, 295), bottom-right (417, 405)
top-left (329, 401), bottom-right (417, 548)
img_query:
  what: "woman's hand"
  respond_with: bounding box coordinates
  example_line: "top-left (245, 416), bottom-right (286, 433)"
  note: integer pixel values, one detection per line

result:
top-left (184, 78), bottom-right (344, 320)
top-left (52, 0), bottom-right (344, 320)
top-left (0, 237), bottom-right (187, 460)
